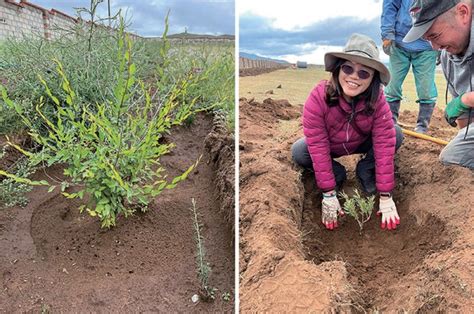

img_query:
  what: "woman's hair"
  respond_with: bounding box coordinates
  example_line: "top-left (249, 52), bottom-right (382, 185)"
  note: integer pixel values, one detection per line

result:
top-left (325, 58), bottom-right (382, 114)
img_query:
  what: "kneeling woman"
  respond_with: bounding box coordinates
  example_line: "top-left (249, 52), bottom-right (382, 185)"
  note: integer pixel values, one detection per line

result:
top-left (292, 33), bottom-right (404, 231)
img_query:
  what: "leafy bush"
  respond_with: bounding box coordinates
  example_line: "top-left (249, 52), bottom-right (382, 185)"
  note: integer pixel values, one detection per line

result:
top-left (0, 34), bottom-right (234, 136)
top-left (340, 189), bottom-right (375, 234)
top-left (1, 18), bottom-right (207, 228)
top-left (164, 42), bottom-right (235, 130)
top-left (0, 4), bottom-right (161, 135)
top-left (0, 1), bottom-right (234, 225)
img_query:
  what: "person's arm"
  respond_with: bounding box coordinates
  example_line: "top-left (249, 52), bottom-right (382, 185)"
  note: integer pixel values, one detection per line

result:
top-left (303, 83), bottom-right (343, 230)
top-left (381, 0), bottom-right (400, 41)
top-left (371, 93), bottom-right (396, 194)
top-left (303, 84), bottom-right (336, 192)
top-left (371, 93), bottom-right (400, 230)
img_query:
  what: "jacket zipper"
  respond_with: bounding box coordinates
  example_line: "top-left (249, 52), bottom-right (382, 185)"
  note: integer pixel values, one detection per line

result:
top-left (342, 123), bottom-right (350, 155)
top-left (342, 100), bottom-right (356, 155)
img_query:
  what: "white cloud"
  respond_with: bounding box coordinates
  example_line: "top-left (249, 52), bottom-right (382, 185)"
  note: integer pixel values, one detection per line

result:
top-left (238, 0), bottom-right (382, 30)
top-left (277, 45), bottom-right (341, 64)
top-left (272, 45), bottom-right (389, 65)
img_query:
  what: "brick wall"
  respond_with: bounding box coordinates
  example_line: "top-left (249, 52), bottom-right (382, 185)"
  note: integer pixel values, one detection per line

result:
top-left (48, 9), bottom-right (77, 40)
top-left (0, 0), bottom-right (141, 41)
top-left (0, 0), bottom-right (45, 39)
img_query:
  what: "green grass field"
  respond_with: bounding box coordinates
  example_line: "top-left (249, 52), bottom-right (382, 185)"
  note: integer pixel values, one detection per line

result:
top-left (240, 65), bottom-right (449, 111)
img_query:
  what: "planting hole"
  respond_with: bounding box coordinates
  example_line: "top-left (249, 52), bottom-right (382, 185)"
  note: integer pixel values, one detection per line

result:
top-left (300, 169), bottom-right (452, 309)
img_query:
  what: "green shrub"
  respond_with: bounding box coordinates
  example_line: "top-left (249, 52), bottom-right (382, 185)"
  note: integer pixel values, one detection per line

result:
top-left (163, 42), bottom-right (235, 130)
top-left (0, 2), bottom-right (234, 224)
top-left (1, 18), bottom-right (207, 228)
top-left (0, 4), bottom-right (163, 135)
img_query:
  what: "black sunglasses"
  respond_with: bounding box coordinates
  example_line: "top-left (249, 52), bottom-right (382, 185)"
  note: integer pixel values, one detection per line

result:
top-left (340, 64), bottom-right (372, 80)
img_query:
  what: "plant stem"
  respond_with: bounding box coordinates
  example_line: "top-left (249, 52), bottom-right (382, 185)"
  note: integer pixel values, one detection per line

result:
top-left (191, 198), bottom-right (207, 284)
top-left (113, 36), bottom-right (133, 169)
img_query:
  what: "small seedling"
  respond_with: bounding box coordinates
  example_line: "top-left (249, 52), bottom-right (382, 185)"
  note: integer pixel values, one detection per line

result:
top-left (40, 304), bottom-right (50, 314)
top-left (190, 198), bottom-right (217, 302)
top-left (339, 189), bottom-right (375, 234)
top-left (222, 292), bottom-right (232, 302)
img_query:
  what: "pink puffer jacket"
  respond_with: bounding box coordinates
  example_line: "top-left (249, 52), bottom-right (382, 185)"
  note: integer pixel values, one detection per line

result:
top-left (303, 80), bottom-right (396, 193)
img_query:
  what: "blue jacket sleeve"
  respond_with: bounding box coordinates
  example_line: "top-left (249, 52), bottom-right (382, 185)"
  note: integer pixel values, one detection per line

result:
top-left (381, 0), bottom-right (401, 40)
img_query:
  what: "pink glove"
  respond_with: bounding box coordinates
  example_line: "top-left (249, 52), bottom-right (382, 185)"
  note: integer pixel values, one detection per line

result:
top-left (377, 197), bottom-right (400, 230)
top-left (322, 191), bottom-right (344, 230)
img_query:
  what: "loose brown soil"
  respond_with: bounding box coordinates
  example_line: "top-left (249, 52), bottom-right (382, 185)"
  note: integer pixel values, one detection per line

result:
top-left (205, 114), bottom-right (235, 227)
top-left (0, 113), bottom-right (234, 312)
top-left (239, 98), bottom-right (473, 312)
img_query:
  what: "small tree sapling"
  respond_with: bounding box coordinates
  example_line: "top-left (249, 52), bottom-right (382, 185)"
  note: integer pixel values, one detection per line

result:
top-left (339, 189), bottom-right (375, 234)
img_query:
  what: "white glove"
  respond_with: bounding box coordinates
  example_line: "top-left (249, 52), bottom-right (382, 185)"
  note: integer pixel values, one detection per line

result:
top-left (377, 196), bottom-right (400, 230)
top-left (322, 191), bottom-right (344, 230)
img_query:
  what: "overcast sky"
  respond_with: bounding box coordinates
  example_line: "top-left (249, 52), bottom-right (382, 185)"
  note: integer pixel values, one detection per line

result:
top-left (33, 0), bottom-right (235, 37)
top-left (239, 0), bottom-right (389, 64)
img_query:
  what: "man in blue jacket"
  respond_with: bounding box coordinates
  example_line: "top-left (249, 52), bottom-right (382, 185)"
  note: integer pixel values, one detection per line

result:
top-left (381, 0), bottom-right (439, 133)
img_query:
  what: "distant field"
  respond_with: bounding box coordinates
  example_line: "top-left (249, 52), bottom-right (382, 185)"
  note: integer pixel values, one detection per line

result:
top-left (239, 66), bottom-right (449, 111)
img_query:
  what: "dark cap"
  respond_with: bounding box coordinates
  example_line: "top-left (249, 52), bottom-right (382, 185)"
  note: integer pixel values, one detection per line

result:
top-left (403, 0), bottom-right (460, 43)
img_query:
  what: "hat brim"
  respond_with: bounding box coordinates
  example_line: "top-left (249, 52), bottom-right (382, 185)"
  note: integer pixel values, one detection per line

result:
top-left (403, 20), bottom-right (434, 43)
top-left (324, 52), bottom-right (391, 86)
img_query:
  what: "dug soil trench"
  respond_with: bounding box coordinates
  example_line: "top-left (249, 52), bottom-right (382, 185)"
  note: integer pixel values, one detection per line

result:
top-left (239, 98), bottom-right (473, 312)
top-left (0, 113), bottom-right (234, 312)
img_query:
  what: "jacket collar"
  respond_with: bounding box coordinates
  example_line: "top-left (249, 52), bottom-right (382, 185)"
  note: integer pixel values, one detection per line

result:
top-left (338, 96), bottom-right (367, 114)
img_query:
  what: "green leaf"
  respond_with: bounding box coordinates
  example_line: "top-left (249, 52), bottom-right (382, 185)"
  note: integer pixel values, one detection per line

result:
top-left (86, 208), bottom-right (97, 217)
top-left (62, 192), bottom-right (77, 199)
top-left (60, 181), bottom-right (69, 192)
top-left (0, 170), bottom-right (48, 186)
top-left (94, 190), bottom-right (102, 199)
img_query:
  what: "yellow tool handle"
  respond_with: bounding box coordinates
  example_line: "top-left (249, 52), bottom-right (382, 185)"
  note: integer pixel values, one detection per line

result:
top-left (401, 128), bottom-right (449, 146)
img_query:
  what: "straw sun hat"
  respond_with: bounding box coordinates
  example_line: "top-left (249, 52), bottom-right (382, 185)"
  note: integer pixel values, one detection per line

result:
top-left (324, 33), bottom-right (390, 86)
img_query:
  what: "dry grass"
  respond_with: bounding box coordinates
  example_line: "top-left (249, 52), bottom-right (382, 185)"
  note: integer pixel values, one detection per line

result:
top-left (239, 66), bottom-right (327, 106)
top-left (239, 66), bottom-right (449, 111)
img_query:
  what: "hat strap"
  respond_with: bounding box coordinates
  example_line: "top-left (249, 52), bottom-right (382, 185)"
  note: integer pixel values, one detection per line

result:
top-left (345, 49), bottom-right (373, 58)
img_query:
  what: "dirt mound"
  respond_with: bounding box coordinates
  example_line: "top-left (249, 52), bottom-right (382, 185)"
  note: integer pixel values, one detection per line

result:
top-left (0, 113), bottom-right (234, 312)
top-left (205, 113), bottom-right (235, 226)
top-left (240, 97), bottom-right (300, 122)
top-left (239, 98), bottom-right (473, 312)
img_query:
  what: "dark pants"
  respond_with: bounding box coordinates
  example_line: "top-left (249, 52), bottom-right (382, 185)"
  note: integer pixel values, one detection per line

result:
top-left (291, 125), bottom-right (404, 193)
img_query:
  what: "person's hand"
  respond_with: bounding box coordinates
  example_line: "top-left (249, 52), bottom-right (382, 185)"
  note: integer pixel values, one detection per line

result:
top-left (377, 196), bottom-right (400, 230)
top-left (445, 94), bottom-right (470, 127)
top-left (322, 191), bottom-right (344, 230)
top-left (382, 39), bottom-right (392, 55)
